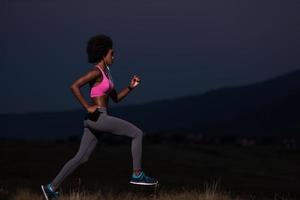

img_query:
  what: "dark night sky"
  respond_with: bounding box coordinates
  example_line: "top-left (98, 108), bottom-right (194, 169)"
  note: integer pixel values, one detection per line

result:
top-left (1, 0), bottom-right (300, 114)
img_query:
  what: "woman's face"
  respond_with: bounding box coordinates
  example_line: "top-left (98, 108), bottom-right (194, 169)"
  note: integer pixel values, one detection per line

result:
top-left (104, 49), bottom-right (114, 66)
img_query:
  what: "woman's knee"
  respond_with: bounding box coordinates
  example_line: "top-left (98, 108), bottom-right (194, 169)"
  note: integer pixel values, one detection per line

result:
top-left (134, 128), bottom-right (144, 139)
top-left (80, 155), bottom-right (90, 164)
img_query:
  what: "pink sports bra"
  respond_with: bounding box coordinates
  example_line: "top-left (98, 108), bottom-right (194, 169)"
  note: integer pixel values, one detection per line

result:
top-left (90, 66), bottom-right (114, 97)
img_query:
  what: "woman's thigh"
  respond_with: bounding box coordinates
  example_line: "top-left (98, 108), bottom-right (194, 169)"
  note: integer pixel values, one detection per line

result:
top-left (87, 113), bottom-right (143, 138)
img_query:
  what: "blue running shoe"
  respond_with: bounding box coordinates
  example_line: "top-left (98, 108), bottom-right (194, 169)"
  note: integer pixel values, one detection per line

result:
top-left (130, 172), bottom-right (158, 185)
top-left (41, 184), bottom-right (59, 200)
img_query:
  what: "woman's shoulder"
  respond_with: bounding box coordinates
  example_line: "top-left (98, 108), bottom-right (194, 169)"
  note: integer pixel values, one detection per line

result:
top-left (86, 66), bottom-right (103, 81)
top-left (87, 66), bottom-right (101, 74)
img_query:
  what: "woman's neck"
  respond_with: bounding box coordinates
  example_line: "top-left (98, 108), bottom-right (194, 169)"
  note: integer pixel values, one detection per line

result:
top-left (95, 61), bottom-right (106, 71)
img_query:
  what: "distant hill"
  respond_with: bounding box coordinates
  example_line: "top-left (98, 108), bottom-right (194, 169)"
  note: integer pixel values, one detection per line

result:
top-left (1, 69), bottom-right (300, 139)
top-left (114, 68), bottom-right (300, 136)
top-left (201, 91), bottom-right (300, 136)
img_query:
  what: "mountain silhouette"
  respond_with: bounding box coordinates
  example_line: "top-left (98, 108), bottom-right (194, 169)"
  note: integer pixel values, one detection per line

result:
top-left (114, 68), bottom-right (300, 135)
top-left (1, 69), bottom-right (300, 139)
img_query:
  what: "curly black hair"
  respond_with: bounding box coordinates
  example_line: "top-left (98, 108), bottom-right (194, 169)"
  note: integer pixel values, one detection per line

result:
top-left (86, 34), bottom-right (113, 64)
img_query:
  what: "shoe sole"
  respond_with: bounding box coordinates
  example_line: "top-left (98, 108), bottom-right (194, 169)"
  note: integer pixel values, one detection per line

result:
top-left (129, 181), bottom-right (158, 186)
top-left (41, 185), bottom-right (49, 200)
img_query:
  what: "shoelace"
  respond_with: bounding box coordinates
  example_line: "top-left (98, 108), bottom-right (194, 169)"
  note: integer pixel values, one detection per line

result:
top-left (142, 174), bottom-right (154, 182)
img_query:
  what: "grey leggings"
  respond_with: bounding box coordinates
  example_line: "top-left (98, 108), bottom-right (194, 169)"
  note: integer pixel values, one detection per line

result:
top-left (50, 107), bottom-right (143, 191)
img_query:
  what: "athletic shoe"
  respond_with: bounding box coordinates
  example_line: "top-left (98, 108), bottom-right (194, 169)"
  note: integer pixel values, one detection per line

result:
top-left (41, 184), bottom-right (59, 200)
top-left (130, 171), bottom-right (158, 185)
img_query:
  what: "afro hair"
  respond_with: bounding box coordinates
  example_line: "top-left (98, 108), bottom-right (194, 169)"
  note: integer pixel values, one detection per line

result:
top-left (86, 34), bottom-right (113, 63)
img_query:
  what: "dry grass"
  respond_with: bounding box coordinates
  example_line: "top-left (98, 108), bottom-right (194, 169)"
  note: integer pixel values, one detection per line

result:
top-left (7, 181), bottom-right (295, 200)
top-left (10, 189), bottom-right (236, 200)
top-left (10, 182), bottom-right (239, 200)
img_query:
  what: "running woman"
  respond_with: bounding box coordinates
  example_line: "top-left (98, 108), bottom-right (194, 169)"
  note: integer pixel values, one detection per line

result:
top-left (41, 34), bottom-right (158, 200)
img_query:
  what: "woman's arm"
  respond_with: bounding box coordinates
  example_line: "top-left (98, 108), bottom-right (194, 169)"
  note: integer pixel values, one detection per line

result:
top-left (109, 87), bottom-right (133, 103)
top-left (109, 75), bottom-right (140, 103)
top-left (70, 69), bottom-right (100, 111)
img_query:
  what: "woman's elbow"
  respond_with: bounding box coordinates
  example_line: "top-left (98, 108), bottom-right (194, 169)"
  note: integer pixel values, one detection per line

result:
top-left (110, 96), bottom-right (120, 103)
top-left (70, 84), bottom-right (78, 91)
top-left (113, 98), bottom-right (120, 103)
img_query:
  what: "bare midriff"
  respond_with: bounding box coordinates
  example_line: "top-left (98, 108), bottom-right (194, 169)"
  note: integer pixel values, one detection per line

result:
top-left (91, 95), bottom-right (110, 108)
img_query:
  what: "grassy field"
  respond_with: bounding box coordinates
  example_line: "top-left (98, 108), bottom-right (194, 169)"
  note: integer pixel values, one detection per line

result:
top-left (8, 185), bottom-right (242, 200)
top-left (0, 139), bottom-right (299, 199)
